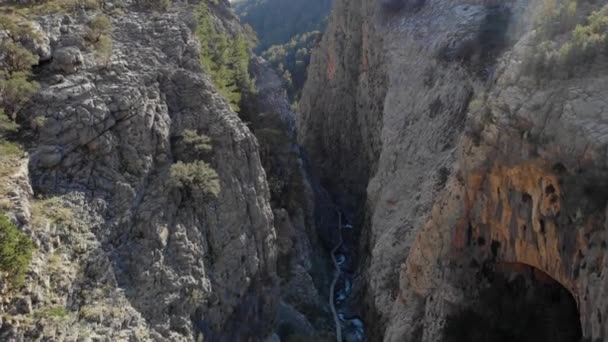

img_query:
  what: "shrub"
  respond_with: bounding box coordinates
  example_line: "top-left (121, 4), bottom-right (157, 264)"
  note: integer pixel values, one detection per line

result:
top-left (0, 72), bottom-right (40, 117)
top-left (0, 214), bottom-right (34, 288)
top-left (32, 115), bottom-right (46, 130)
top-left (0, 41), bottom-right (39, 73)
top-left (86, 14), bottom-right (111, 43)
top-left (85, 14), bottom-right (113, 64)
top-left (564, 9), bottom-right (608, 60)
top-left (0, 14), bottom-right (42, 42)
top-left (94, 34), bottom-right (113, 64)
top-left (174, 130), bottom-right (213, 162)
top-left (169, 161), bottom-right (221, 197)
top-left (526, 3), bottom-right (608, 78)
top-left (537, 0), bottom-right (579, 38)
top-left (181, 130), bottom-right (212, 155)
top-left (186, 287), bottom-right (206, 306)
top-left (0, 109), bottom-right (20, 134)
top-left (468, 98), bottom-right (483, 112)
top-left (0, 15), bottom-right (40, 118)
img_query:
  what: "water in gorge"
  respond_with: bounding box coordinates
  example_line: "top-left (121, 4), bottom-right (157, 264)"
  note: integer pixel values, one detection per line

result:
top-left (332, 212), bottom-right (366, 342)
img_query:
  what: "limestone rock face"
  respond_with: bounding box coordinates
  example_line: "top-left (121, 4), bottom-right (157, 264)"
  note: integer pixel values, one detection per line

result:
top-left (297, 0), bottom-right (387, 214)
top-left (299, 0), bottom-right (608, 340)
top-left (1, 5), bottom-right (278, 342)
top-left (244, 57), bottom-right (333, 338)
top-left (50, 46), bottom-right (83, 73)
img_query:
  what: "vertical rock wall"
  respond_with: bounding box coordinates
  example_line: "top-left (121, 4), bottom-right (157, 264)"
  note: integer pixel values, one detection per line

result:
top-left (299, 0), bottom-right (608, 340)
top-left (1, 4), bottom-right (278, 341)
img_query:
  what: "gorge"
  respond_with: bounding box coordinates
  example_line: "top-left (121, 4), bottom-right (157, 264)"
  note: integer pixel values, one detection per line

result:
top-left (1, 0), bottom-right (608, 341)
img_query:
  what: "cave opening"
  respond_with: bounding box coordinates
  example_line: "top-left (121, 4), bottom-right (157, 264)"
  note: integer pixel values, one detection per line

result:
top-left (444, 262), bottom-right (582, 342)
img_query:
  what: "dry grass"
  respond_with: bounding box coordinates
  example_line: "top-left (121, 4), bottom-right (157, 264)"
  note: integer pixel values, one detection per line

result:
top-left (31, 197), bottom-right (75, 228)
top-left (0, 140), bottom-right (24, 205)
top-left (0, 0), bottom-right (103, 16)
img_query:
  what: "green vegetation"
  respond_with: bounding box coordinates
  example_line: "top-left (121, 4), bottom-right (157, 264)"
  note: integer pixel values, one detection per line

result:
top-left (525, 1), bottom-right (608, 78)
top-left (196, 2), bottom-right (253, 111)
top-left (79, 303), bottom-right (122, 321)
top-left (235, 0), bottom-right (331, 52)
top-left (468, 98), bottom-right (485, 113)
top-left (86, 14), bottom-right (111, 42)
top-left (262, 31), bottom-right (322, 102)
top-left (34, 306), bottom-right (69, 320)
top-left (174, 129), bottom-right (213, 163)
top-left (558, 6), bottom-right (608, 67)
top-left (181, 130), bottom-right (213, 156)
top-left (185, 287), bottom-right (206, 306)
top-left (0, 140), bottom-right (23, 158)
top-left (169, 161), bottom-right (221, 197)
top-left (1, 41), bottom-right (38, 73)
top-left (1, 0), bottom-right (104, 15)
top-left (537, 0), bottom-right (579, 38)
top-left (0, 109), bottom-right (19, 134)
top-left (0, 214), bottom-right (34, 288)
top-left (0, 13), bottom-right (42, 42)
top-left (171, 130), bottom-right (219, 198)
top-left (85, 14), bottom-right (113, 64)
top-left (0, 71), bottom-right (40, 117)
top-left (235, 0), bottom-right (330, 103)
top-left (31, 197), bottom-right (75, 228)
top-left (0, 108), bottom-right (22, 159)
top-left (0, 14), bottom-right (40, 119)
top-left (0, 109), bottom-right (23, 208)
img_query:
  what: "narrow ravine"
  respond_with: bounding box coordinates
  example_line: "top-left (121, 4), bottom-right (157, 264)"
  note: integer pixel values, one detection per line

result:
top-left (329, 211), bottom-right (343, 342)
top-left (330, 210), bottom-right (365, 342)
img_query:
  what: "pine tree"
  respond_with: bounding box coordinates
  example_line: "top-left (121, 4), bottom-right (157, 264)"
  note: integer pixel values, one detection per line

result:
top-left (195, 2), bottom-right (254, 112)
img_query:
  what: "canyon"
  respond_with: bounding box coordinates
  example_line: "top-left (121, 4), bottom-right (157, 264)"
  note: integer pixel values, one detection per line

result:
top-left (0, 0), bottom-right (607, 341)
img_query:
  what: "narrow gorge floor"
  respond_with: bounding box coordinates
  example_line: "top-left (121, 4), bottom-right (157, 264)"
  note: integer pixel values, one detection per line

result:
top-left (330, 211), bottom-right (365, 342)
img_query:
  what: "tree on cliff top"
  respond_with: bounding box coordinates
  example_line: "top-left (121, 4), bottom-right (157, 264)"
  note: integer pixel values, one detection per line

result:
top-left (235, 0), bottom-right (331, 52)
top-left (197, 2), bottom-right (254, 111)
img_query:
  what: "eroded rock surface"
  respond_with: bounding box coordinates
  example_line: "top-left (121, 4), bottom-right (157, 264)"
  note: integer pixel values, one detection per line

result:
top-left (299, 0), bottom-right (608, 340)
top-left (244, 57), bottom-right (334, 339)
top-left (1, 4), bottom-right (278, 341)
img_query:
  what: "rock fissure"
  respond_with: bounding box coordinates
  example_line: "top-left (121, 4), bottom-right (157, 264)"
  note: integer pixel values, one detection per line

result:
top-left (329, 210), bottom-right (343, 342)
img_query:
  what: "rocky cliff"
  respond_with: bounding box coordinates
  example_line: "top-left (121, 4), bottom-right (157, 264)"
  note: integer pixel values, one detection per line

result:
top-left (299, 0), bottom-right (608, 341)
top-left (243, 56), bottom-right (335, 340)
top-left (0, 1), bottom-right (281, 341)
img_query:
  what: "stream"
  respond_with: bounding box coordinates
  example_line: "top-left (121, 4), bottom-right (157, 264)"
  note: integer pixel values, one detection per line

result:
top-left (331, 212), bottom-right (365, 342)
top-left (294, 144), bottom-right (366, 341)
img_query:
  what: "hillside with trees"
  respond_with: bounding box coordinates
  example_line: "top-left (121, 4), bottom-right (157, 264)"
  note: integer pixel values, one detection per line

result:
top-left (234, 0), bottom-right (331, 52)
top-left (234, 0), bottom-right (332, 103)
top-left (262, 31), bottom-right (322, 103)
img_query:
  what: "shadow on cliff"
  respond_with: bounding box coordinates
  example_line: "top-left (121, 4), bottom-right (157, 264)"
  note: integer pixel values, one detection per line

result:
top-left (444, 262), bottom-right (582, 342)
